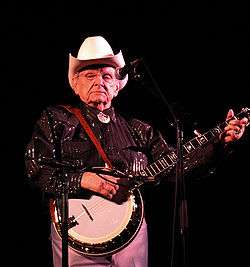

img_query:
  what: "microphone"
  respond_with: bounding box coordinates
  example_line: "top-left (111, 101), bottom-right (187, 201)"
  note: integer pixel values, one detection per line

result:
top-left (115, 58), bottom-right (143, 80)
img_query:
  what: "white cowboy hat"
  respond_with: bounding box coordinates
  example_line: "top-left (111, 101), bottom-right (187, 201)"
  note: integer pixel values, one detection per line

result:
top-left (68, 36), bottom-right (128, 90)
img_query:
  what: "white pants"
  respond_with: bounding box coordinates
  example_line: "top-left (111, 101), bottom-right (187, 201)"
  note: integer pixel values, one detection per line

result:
top-left (51, 218), bottom-right (148, 267)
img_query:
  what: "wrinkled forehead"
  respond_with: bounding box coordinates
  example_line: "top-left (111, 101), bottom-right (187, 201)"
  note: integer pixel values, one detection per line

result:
top-left (78, 64), bottom-right (116, 73)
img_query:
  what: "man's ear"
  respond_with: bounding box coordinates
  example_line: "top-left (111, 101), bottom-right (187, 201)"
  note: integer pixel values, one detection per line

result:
top-left (113, 81), bottom-right (120, 97)
top-left (71, 75), bottom-right (79, 95)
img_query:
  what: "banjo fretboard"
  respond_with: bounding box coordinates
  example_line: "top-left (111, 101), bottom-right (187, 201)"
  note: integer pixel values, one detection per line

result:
top-left (139, 108), bottom-right (249, 177)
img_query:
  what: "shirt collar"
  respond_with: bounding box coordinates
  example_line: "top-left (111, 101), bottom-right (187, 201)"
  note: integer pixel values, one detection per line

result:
top-left (80, 102), bottom-right (116, 123)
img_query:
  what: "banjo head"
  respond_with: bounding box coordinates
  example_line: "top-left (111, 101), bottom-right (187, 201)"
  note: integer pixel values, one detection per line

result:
top-left (53, 189), bottom-right (144, 256)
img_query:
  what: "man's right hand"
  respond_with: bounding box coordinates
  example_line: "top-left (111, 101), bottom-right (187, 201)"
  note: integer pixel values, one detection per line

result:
top-left (81, 172), bottom-right (119, 200)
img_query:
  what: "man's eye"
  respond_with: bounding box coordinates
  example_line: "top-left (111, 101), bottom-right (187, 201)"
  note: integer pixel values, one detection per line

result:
top-left (103, 74), bottom-right (113, 80)
top-left (86, 74), bottom-right (96, 79)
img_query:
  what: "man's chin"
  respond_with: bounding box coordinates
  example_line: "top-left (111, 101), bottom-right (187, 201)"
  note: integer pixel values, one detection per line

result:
top-left (89, 94), bottom-right (107, 102)
top-left (88, 100), bottom-right (110, 111)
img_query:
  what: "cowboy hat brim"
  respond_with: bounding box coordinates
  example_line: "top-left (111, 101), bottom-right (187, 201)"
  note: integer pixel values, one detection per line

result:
top-left (68, 50), bottom-right (128, 90)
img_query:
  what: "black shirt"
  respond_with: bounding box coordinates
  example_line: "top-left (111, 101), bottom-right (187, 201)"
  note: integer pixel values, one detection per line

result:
top-left (25, 102), bottom-right (172, 197)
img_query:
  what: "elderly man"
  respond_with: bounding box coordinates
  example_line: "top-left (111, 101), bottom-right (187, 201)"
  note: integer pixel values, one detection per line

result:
top-left (25, 36), bottom-right (249, 267)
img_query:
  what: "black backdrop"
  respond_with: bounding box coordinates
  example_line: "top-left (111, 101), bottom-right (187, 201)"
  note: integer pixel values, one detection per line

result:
top-left (4, 1), bottom-right (249, 267)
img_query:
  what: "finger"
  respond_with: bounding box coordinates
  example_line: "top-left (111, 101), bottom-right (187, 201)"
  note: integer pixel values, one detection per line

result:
top-left (225, 119), bottom-right (246, 133)
top-left (233, 129), bottom-right (241, 135)
top-left (226, 109), bottom-right (234, 121)
top-left (224, 135), bottom-right (233, 143)
top-left (102, 182), bottom-right (118, 197)
top-left (102, 182), bottom-right (115, 192)
top-left (99, 186), bottom-right (114, 199)
top-left (225, 125), bottom-right (241, 132)
top-left (102, 182), bottom-right (114, 191)
top-left (114, 184), bottom-right (119, 191)
top-left (240, 117), bottom-right (249, 126)
top-left (109, 186), bottom-right (117, 195)
top-left (225, 129), bottom-right (242, 142)
top-left (224, 125), bottom-right (236, 132)
top-left (101, 174), bottom-right (118, 185)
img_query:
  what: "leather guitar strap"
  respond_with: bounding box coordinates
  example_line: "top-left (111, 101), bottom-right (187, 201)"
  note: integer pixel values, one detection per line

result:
top-left (62, 105), bottom-right (113, 169)
top-left (49, 105), bottom-right (113, 223)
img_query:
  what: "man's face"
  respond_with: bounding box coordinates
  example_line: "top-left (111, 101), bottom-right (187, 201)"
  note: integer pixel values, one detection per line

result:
top-left (73, 66), bottom-right (119, 111)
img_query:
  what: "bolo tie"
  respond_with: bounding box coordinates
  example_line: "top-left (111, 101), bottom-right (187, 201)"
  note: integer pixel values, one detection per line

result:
top-left (97, 111), bottom-right (110, 123)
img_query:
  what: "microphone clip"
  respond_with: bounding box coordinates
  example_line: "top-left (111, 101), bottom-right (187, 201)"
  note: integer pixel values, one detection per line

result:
top-left (115, 58), bottom-right (143, 80)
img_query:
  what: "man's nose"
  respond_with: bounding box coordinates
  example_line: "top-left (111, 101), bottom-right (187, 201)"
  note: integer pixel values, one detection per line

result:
top-left (94, 74), bottom-right (104, 86)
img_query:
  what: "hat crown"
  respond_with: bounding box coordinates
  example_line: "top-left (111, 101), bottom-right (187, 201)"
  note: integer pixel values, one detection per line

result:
top-left (68, 35), bottom-right (128, 90)
top-left (77, 36), bottom-right (114, 60)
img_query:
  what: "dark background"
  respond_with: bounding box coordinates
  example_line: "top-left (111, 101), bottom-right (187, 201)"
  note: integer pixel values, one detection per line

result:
top-left (4, 1), bottom-right (249, 266)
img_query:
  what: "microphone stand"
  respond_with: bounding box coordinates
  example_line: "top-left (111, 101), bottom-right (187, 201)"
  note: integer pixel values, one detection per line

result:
top-left (54, 159), bottom-right (69, 267)
top-left (61, 182), bottom-right (69, 267)
top-left (176, 120), bottom-right (189, 267)
top-left (55, 166), bottom-right (69, 267)
top-left (46, 111), bottom-right (69, 267)
top-left (141, 60), bottom-right (189, 267)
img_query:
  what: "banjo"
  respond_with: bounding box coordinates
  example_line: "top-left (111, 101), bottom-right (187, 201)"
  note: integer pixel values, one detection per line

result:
top-left (52, 108), bottom-right (249, 256)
